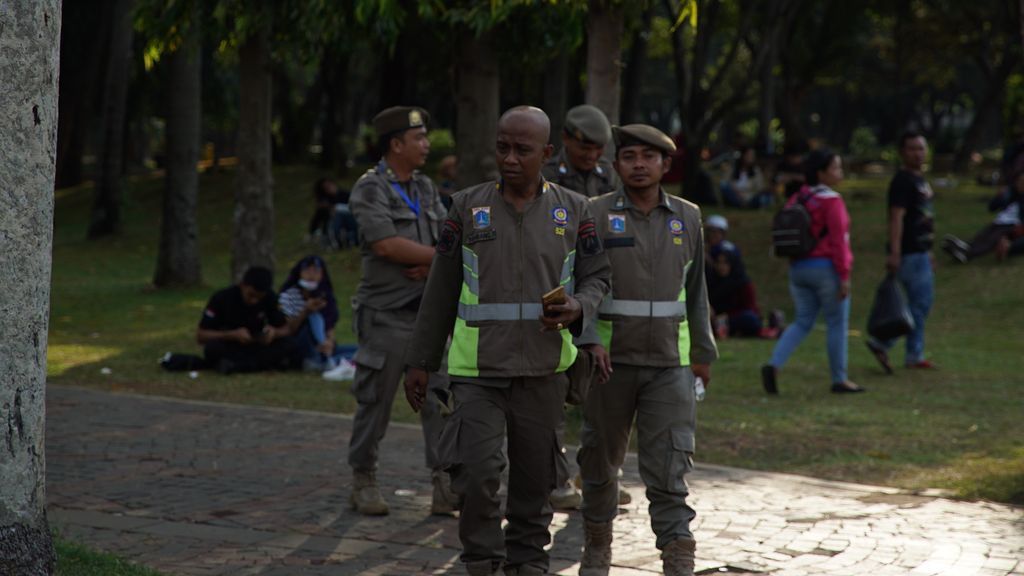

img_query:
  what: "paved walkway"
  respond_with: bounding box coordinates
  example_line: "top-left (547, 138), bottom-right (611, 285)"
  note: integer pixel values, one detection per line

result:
top-left (46, 385), bottom-right (1023, 575)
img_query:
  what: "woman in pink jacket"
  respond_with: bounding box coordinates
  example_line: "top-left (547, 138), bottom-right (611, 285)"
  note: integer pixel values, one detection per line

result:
top-left (762, 150), bottom-right (864, 394)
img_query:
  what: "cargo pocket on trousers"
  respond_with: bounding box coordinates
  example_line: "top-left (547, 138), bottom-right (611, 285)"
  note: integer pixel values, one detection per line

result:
top-left (664, 428), bottom-right (695, 494)
top-left (578, 428), bottom-right (608, 485)
top-left (350, 347), bottom-right (386, 403)
top-left (437, 415), bottom-right (462, 472)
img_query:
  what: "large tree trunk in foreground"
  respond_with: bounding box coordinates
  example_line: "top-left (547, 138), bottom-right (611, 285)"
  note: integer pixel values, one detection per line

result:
top-left (585, 0), bottom-right (623, 126)
top-left (0, 0), bottom-right (61, 573)
top-left (232, 27), bottom-right (275, 281)
top-left (88, 0), bottom-right (133, 238)
top-left (454, 34), bottom-right (499, 189)
top-left (154, 17), bottom-right (202, 287)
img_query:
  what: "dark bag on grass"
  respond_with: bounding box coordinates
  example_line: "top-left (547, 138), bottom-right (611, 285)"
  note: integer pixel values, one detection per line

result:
top-left (160, 352), bottom-right (208, 372)
top-left (867, 275), bottom-right (915, 341)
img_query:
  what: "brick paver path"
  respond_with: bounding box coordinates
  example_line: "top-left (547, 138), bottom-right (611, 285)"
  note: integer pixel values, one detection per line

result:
top-left (47, 385), bottom-right (1023, 575)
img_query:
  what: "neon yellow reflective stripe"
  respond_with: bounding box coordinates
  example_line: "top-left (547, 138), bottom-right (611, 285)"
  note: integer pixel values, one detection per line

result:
top-left (597, 319), bottom-right (613, 351)
top-left (448, 317), bottom-right (480, 377)
top-left (677, 263), bottom-right (690, 366)
top-left (556, 330), bottom-right (578, 373)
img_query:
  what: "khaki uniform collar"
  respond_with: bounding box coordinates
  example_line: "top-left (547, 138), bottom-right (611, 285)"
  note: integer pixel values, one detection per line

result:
top-left (611, 187), bottom-right (679, 214)
top-left (376, 159), bottom-right (419, 183)
top-left (554, 148), bottom-right (611, 180)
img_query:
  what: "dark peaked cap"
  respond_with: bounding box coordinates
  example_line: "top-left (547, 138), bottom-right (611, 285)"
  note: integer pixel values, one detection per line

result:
top-left (612, 124), bottom-right (677, 155)
top-left (373, 106), bottom-right (430, 137)
top-left (564, 104), bottom-right (612, 145)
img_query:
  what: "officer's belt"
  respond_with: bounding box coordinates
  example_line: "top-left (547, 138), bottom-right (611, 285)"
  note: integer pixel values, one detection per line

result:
top-left (457, 302), bottom-right (546, 322)
top-left (598, 299), bottom-right (686, 318)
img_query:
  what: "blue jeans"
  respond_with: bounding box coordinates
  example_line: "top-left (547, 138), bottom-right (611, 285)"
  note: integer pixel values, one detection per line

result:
top-left (769, 260), bottom-right (850, 383)
top-left (874, 252), bottom-right (933, 364)
top-left (295, 312), bottom-right (331, 362)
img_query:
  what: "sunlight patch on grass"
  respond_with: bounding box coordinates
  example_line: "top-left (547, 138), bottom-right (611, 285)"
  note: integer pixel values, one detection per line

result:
top-left (48, 344), bottom-right (124, 377)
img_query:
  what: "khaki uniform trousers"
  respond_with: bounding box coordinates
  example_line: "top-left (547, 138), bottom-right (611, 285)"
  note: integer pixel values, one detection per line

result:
top-left (441, 375), bottom-right (568, 573)
top-left (577, 365), bottom-right (697, 550)
top-left (348, 306), bottom-right (447, 472)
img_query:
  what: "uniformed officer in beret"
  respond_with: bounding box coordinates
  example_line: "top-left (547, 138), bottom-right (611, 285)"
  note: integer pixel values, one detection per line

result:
top-left (542, 105), bottom-right (621, 199)
top-left (346, 106), bottom-right (456, 517)
top-left (576, 124), bottom-right (718, 576)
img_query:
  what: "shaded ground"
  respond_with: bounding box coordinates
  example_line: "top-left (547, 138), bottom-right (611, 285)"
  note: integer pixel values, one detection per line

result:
top-left (47, 385), bottom-right (1024, 575)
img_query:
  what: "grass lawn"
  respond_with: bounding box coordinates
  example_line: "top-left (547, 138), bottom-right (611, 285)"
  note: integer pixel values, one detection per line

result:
top-left (56, 537), bottom-right (164, 576)
top-left (48, 164), bottom-right (1024, 504)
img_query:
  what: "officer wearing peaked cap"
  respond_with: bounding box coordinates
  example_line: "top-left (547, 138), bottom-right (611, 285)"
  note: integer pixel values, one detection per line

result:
top-left (576, 123), bottom-right (717, 576)
top-left (542, 105), bottom-right (621, 199)
top-left (345, 105), bottom-right (457, 517)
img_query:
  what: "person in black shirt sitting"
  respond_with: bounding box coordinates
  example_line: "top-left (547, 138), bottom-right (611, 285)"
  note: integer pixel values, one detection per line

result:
top-left (196, 266), bottom-right (302, 374)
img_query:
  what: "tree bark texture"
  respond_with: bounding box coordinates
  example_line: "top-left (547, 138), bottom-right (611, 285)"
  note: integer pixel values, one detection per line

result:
top-left (454, 34), bottom-right (499, 189)
top-left (154, 16), bottom-right (202, 288)
top-left (232, 28), bottom-right (275, 282)
top-left (585, 1), bottom-right (623, 125)
top-left (0, 0), bottom-right (61, 573)
top-left (88, 0), bottom-right (133, 238)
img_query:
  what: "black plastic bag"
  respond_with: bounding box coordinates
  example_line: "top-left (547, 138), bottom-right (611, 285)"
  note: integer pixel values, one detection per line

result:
top-left (867, 275), bottom-right (915, 341)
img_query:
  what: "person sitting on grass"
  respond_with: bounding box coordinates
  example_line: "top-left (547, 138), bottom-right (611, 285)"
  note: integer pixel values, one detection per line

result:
top-left (942, 171), bottom-right (1024, 263)
top-left (278, 255), bottom-right (344, 372)
top-left (196, 266), bottom-right (301, 374)
top-left (705, 215), bottom-right (783, 339)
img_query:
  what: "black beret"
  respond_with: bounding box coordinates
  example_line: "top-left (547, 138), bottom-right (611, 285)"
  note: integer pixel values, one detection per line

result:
top-left (612, 124), bottom-right (676, 155)
top-left (373, 106), bottom-right (430, 138)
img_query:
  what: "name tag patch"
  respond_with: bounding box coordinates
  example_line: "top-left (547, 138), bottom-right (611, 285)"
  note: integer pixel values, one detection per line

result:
top-left (465, 229), bottom-right (497, 244)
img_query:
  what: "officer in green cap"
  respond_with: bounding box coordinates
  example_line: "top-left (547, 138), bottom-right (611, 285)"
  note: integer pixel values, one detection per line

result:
top-left (346, 106), bottom-right (457, 517)
top-left (542, 105), bottom-right (620, 199)
top-left (576, 124), bottom-right (718, 576)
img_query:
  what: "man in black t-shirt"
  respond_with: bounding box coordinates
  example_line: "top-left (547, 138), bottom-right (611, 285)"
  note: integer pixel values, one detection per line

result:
top-left (866, 132), bottom-right (936, 373)
top-left (196, 266), bottom-right (301, 374)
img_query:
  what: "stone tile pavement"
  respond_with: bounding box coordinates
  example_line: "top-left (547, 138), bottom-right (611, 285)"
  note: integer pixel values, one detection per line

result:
top-left (46, 385), bottom-right (1023, 575)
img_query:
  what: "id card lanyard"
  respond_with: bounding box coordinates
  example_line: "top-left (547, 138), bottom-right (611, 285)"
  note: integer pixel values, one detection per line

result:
top-left (390, 181), bottom-right (420, 217)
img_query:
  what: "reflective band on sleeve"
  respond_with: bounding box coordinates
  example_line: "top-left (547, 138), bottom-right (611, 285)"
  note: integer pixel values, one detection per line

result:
top-left (560, 250), bottom-right (576, 295)
top-left (458, 302), bottom-right (545, 322)
top-left (598, 299), bottom-right (687, 318)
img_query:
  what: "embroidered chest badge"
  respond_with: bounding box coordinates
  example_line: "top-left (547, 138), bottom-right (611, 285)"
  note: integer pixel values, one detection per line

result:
top-left (552, 206), bottom-right (569, 236)
top-left (472, 206), bottom-right (491, 229)
top-left (669, 218), bottom-right (685, 245)
top-left (609, 214), bottom-right (626, 234)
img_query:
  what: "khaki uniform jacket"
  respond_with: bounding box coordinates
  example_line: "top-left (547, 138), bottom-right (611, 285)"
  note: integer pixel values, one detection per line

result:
top-left (406, 180), bottom-right (612, 379)
top-left (542, 148), bottom-right (620, 198)
top-left (349, 160), bottom-right (448, 310)
top-left (581, 189), bottom-right (718, 367)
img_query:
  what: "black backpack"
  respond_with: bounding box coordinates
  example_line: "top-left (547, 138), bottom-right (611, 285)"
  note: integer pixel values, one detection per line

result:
top-left (771, 191), bottom-right (824, 258)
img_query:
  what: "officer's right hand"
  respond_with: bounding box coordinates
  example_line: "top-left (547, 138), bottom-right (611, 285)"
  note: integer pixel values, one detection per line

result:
top-left (233, 328), bottom-right (253, 345)
top-left (582, 343), bottom-right (612, 385)
top-left (404, 367), bottom-right (429, 412)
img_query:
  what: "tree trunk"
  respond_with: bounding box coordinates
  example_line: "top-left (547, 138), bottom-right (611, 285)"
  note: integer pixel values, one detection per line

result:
top-left (954, 60), bottom-right (1018, 171)
top-left (87, 0), bottom-right (133, 238)
top-left (232, 27), bottom-right (275, 282)
top-left (620, 6), bottom-right (654, 124)
top-left (757, 40), bottom-right (778, 154)
top-left (320, 48), bottom-right (351, 172)
top-left (543, 53), bottom-right (570, 144)
top-left (0, 1), bottom-right (60, 573)
top-left (454, 34), bottom-right (499, 189)
top-left (55, 1), bottom-right (109, 189)
top-left (585, 0), bottom-right (623, 125)
top-left (154, 16), bottom-right (202, 288)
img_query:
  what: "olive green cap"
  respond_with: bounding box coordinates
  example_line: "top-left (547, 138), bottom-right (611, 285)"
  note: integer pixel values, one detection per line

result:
top-left (564, 105), bottom-right (612, 146)
top-left (612, 124), bottom-right (676, 155)
top-left (373, 106), bottom-right (430, 138)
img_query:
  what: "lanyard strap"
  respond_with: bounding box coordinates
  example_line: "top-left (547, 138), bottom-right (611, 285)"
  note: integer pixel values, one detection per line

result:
top-left (390, 181), bottom-right (420, 217)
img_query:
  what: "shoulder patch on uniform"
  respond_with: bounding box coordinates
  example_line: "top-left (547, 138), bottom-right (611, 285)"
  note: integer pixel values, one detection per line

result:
top-left (578, 218), bottom-right (603, 257)
top-left (437, 218), bottom-right (462, 257)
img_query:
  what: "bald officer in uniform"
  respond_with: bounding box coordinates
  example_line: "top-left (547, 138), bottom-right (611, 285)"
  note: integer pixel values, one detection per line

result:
top-left (404, 106), bottom-right (611, 576)
top-left (347, 106), bottom-right (456, 517)
top-left (576, 125), bottom-right (718, 576)
top-left (542, 104), bottom-right (620, 199)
